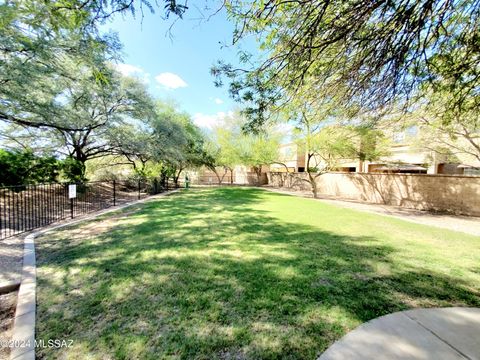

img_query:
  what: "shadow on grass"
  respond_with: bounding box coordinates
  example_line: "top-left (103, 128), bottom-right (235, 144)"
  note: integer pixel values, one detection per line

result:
top-left (35, 188), bottom-right (480, 360)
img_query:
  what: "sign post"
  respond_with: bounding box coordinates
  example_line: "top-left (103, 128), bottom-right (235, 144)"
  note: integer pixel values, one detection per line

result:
top-left (68, 184), bottom-right (76, 219)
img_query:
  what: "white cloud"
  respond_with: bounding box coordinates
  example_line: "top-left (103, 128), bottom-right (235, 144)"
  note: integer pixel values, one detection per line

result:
top-left (115, 63), bottom-right (144, 76)
top-left (213, 98), bottom-right (223, 105)
top-left (155, 72), bottom-right (188, 89)
top-left (115, 63), bottom-right (150, 84)
top-left (193, 111), bottom-right (234, 129)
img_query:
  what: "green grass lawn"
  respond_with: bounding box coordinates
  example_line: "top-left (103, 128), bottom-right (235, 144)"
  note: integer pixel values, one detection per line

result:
top-left (35, 187), bottom-right (480, 359)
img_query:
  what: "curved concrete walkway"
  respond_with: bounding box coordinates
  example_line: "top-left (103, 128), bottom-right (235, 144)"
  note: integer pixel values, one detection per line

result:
top-left (319, 307), bottom-right (480, 360)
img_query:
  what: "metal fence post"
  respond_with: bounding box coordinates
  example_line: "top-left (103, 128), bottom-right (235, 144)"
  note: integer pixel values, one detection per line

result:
top-left (1, 179), bottom-right (155, 240)
top-left (113, 180), bottom-right (116, 206)
top-left (70, 196), bottom-right (74, 219)
top-left (138, 179), bottom-right (141, 200)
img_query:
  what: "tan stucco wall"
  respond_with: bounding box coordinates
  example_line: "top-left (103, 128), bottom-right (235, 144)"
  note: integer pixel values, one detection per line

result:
top-left (190, 167), bottom-right (268, 185)
top-left (268, 172), bottom-right (480, 216)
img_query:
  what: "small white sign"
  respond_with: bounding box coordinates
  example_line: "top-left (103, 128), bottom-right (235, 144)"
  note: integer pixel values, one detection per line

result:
top-left (68, 184), bottom-right (77, 199)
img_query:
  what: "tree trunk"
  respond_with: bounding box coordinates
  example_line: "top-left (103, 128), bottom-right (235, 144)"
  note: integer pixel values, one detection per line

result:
top-left (67, 143), bottom-right (88, 182)
top-left (308, 171), bottom-right (318, 198)
top-left (305, 153), bottom-right (318, 198)
top-left (254, 166), bottom-right (261, 185)
top-left (230, 168), bottom-right (234, 184)
top-left (214, 171), bottom-right (221, 185)
top-left (174, 168), bottom-right (183, 187)
top-left (160, 168), bottom-right (168, 189)
top-left (78, 160), bottom-right (87, 182)
top-left (214, 167), bottom-right (227, 185)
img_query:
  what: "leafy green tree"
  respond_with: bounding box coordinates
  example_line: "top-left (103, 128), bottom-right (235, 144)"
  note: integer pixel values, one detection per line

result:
top-left (238, 131), bottom-right (280, 183)
top-left (404, 92), bottom-right (480, 164)
top-left (206, 113), bottom-right (281, 184)
top-left (60, 157), bottom-right (87, 183)
top-left (341, 125), bottom-right (392, 173)
top-left (0, 149), bottom-right (60, 186)
top-left (0, 1), bottom-right (121, 130)
top-left (214, 0), bottom-right (479, 132)
top-left (150, 102), bottom-right (207, 185)
top-left (3, 68), bottom-right (155, 181)
top-left (36, 0), bottom-right (188, 26)
top-left (0, 0), bottom-right (196, 186)
top-left (276, 90), bottom-right (355, 197)
top-left (107, 123), bottom-right (156, 179)
top-left (201, 140), bottom-right (230, 184)
top-left (214, 125), bottom-right (242, 183)
top-left (106, 101), bottom-right (209, 186)
top-left (296, 122), bottom-right (351, 198)
top-left (60, 70), bottom-right (154, 180)
top-left (0, 0), bottom-right (186, 138)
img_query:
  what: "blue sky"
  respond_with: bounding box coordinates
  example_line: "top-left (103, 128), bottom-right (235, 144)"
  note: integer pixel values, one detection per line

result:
top-left (102, 7), bottom-right (257, 129)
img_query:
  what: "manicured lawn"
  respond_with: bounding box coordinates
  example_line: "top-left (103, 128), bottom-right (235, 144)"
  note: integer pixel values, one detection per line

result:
top-left (36, 187), bottom-right (480, 359)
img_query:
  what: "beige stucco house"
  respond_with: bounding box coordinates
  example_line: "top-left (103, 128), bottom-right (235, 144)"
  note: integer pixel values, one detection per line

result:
top-left (270, 128), bottom-right (480, 176)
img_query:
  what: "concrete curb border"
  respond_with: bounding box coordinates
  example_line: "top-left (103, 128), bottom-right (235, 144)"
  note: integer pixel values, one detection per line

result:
top-left (9, 233), bottom-right (36, 360)
top-left (9, 189), bottom-right (181, 360)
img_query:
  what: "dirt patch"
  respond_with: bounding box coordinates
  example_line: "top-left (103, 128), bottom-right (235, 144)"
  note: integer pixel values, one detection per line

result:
top-left (0, 291), bottom-right (18, 360)
top-left (0, 182), bottom-right (151, 240)
top-left (0, 235), bottom-right (24, 286)
top-left (36, 208), bottom-right (140, 249)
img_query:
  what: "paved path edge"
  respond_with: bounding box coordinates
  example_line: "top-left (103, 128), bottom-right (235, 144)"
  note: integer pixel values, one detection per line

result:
top-left (318, 307), bottom-right (480, 360)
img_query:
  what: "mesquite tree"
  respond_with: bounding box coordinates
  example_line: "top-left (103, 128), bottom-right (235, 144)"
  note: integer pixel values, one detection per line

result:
top-left (218, 0), bottom-right (479, 114)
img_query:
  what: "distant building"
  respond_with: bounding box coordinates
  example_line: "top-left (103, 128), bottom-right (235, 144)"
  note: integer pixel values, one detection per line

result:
top-left (270, 128), bottom-right (480, 175)
top-left (270, 143), bottom-right (306, 173)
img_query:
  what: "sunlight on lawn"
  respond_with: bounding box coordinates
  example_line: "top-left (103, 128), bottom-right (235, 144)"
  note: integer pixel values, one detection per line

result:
top-left (35, 188), bottom-right (480, 360)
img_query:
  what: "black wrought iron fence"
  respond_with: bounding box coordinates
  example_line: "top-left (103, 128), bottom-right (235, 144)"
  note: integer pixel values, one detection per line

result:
top-left (0, 179), bottom-right (176, 240)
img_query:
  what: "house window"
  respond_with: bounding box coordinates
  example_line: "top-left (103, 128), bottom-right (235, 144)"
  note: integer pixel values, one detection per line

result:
top-left (464, 168), bottom-right (480, 176)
